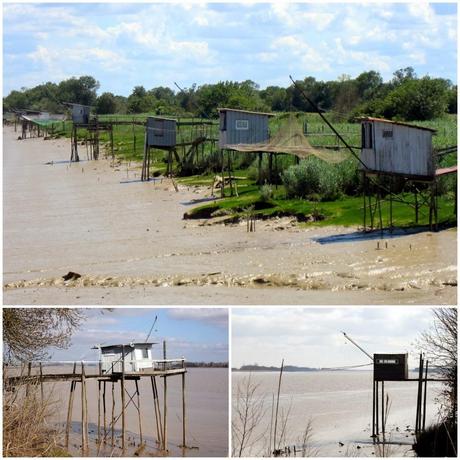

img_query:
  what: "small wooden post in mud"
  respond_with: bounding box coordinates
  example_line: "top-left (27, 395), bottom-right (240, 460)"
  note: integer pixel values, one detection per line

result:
top-left (151, 375), bottom-right (163, 447)
top-left (121, 345), bottom-right (126, 452)
top-left (26, 362), bottom-right (32, 397)
top-left (422, 359), bottom-right (428, 431)
top-left (381, 380), bottom-right (385, 436)
top-left (372, 379), bottom-right (376, 438)
top-left (97, 381), bottom-right (102, 447)
top-left (163, 341), bottom-right (168, 451)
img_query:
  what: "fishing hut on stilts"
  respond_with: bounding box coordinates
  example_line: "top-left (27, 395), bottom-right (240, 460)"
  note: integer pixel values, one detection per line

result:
top-left (141, 116), bottom-right (216, 182)
top-left (359, 117), bottom-right (457, 233)
top-left (4, 340), bottom-right (188, 457)
top-left (342, 332), bottom-right (449, 449)
top-left (67, 103), bottom-right (115, 163)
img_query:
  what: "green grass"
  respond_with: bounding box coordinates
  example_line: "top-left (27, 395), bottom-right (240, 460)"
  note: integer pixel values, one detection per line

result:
top-left (185, 184), bottom-right (456, 229)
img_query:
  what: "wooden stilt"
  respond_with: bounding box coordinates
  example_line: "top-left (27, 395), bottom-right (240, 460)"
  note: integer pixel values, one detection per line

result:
top-left (81, 362), bottom-right (88, 456)
top-left (381, 380), bottom-right (385, 436)
top-left (181, 366), bottom-right (186, 448)
top-left (372, 379), bottom-right (376, 438)
top-left (65, 379), bottom-right (76, 448)
top-left (375, 380), bottom-right (379, 435)
top-left (111, 381), bottom-right (115, 448)
top-left (363, 173), bottom-right (367, 231)
top-left (220, 149), bottom-right (225, 198)
top-left (103, 381), bottom-right (107, 444)
top-left (97, 381), bottom-right (101, 448)
top-left (39, 362), bottom-right (44, 402)
top-left (258, 152), bottom-right (262, 185)
top-left (121, 345), bottom-right (126, 452)
top-left (26, 362), bottom-right (32, 397)
top-left (415, 354), bottom-right (424, 434)
top-left (163, 341), bottom-right (168, 451)
top-left (135, 379), bottom-right (143, 444)
top-left (422, 359), bottom-right (428, 431)
top-left (152, 376), bottom-right (163, 446)
top-left (389, 177), bottom-right (393, 232)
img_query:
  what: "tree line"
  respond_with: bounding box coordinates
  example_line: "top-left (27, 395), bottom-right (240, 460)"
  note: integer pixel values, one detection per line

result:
top-left (3, 67), bottom-right (457, 121)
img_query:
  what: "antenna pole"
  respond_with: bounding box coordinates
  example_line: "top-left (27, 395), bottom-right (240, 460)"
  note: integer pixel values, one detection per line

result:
top-left (342, 332), bottom-right (374, 361)
top-left (145, 315), bottom-right (158, 343)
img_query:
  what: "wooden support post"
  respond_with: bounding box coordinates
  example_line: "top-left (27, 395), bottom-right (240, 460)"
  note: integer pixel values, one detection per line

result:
top-left (268, 153), bottom-right (273, 184)
top-left (375, 380), bottom-right (379, 435)
top-left (26, 362), bottom-right (32, 397)
top-left (111, 381), bottom-right (115, 448)
top-left (181, 361), bottom-right (186, 448)
top-left (163, 341), bottom-right (168, 451)
top-left (381, 380), bottom-right (385, 436)
top-left (97, 381), bottom-right (101, 448)
top-left (39, 362), bottom-right (44, 402)
top-left (81, 362), bottom-right (88, 456)
top-left (121, 345), bottom-right (126, 452)
top-left (135, 379), bottom-right (143, 444)
top-left (258, 152), bottom-right (263, 185)
top-left (65, 378), bottom-right (76, 448)
top-left (415, 354), bottom-right (423, 434)
top-left (220, 149), bottom-right (225, 198)
top-left (103, 381), bottom-right (107, 445)
top-left (414, 188), bottom-right (419, 224)
top-left (372, 379), bottom-right (376, 438)
top-left (389, 177), bottom-right (393, 233)
top-left (151, 376), bottom-right (163, 446)
top-left (110, 125), bottom-right (114, 160)
top-left (362, 173), bottom-right (367, 231)
top-left (422, 359), bottom-right (428, 431)
top-left (227, 151), bottom-right (233, 197)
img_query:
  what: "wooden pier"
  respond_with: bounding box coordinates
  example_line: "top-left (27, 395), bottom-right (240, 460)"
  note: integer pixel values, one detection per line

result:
top-left (4, 341), bottom-right (188, 457)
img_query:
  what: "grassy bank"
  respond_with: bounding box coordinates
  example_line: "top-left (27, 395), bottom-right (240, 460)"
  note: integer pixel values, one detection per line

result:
top-left (183, 183), bottom-right (456, 229)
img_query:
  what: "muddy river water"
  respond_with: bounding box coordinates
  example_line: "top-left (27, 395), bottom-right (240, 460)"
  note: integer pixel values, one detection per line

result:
top-left (3, 127), bottom-right (457, 305)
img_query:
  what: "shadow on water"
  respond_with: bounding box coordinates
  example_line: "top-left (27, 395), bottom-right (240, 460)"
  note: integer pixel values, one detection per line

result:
top-left (313, 226), bottom-right (435, 245)
top-left (180, 197), bottom-right (218, 206)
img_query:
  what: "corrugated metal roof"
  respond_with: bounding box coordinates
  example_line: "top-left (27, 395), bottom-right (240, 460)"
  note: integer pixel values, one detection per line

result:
top-left (435, 165), bottom-right (457, 176)
top-left (358, 117), bottom-right (437, 133)
top-left (217, 107), bottom-right (274, 116)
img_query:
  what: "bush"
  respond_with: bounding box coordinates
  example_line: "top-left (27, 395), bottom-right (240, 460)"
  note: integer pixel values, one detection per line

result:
top-left (259, 183), bottom-right (273, 202)
top-left (281, 157), bottom-right (342, 201)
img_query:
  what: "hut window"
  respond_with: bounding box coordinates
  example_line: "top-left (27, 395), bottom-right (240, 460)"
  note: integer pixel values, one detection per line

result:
top-left (142, 348), bottom-right (148, 359)
top-left (235, 119), bottom-right (249, 130)
top-left (382, 129), bottom-right (393, 138)
top-left (361, 122), bottom-right (373, 149)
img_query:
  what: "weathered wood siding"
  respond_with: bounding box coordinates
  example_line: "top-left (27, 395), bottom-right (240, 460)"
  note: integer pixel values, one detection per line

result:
top-left (219, 110), bottom-right (270, 148)
top-left (361, 121), bottom-right (434, 177)
top-left (147, 116), bottom-right (177, 147)
top-left (72, 105), bottom-right (90, 124)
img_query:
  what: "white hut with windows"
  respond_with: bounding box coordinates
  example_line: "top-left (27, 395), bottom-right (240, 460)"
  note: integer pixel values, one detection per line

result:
top-left (99, 342), bottom-right (155, 374)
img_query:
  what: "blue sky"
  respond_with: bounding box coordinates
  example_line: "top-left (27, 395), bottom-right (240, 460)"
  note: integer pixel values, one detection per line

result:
top-left (3, 2), bottom-right (457, 97)
top-left (49, 308), bottom-right (228, 363)
top-left (232, 307), bottom-right (439, 369)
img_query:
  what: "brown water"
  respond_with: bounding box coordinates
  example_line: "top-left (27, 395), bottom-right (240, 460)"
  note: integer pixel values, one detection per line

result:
top-left (17, 366), bottom-right (228, 457)
top-left (3, 127), bottom-right (457, 305)
top-left (232, 371), bottom-right (443, 457)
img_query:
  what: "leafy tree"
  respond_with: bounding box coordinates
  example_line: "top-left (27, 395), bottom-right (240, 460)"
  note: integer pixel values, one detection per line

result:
top-left (95, 92), bottom-right (117, 114)
top-left (58, 75), bottom-right (99, 106)
top-left (127, 85), bottom-right (155, 113)
top-left (3, 308), bottom-right (84, 363)
top-left (381, 76), bottom-right (450, 120)
top-left (355, 70), bottom-right (383, 101)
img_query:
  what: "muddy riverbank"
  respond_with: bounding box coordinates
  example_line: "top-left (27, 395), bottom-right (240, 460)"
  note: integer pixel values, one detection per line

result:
top-left (3, 127), bottom-right (457, 305)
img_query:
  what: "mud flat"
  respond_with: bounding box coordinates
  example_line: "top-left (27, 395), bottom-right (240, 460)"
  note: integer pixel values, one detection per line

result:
top-left (3, 127), bottom-right (457, 305)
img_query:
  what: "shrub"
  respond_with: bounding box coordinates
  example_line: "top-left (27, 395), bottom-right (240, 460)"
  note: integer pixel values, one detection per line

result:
top-left (281, 157), bottom-right (342, 201)
top-left (259, 183), bottom-right (273, 202)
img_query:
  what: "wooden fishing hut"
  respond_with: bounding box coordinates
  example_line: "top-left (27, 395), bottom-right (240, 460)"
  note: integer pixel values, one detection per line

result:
top-left (217, 108), bottom-right (275, 195)
top-left (359, 117), bottom-right (456, 232)
top-left (4, 341), bottom-right (188, 457)
top-left (141, 115), bottom-right (216, 181)
top-left (371, 352), bottom-right (447, 442)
